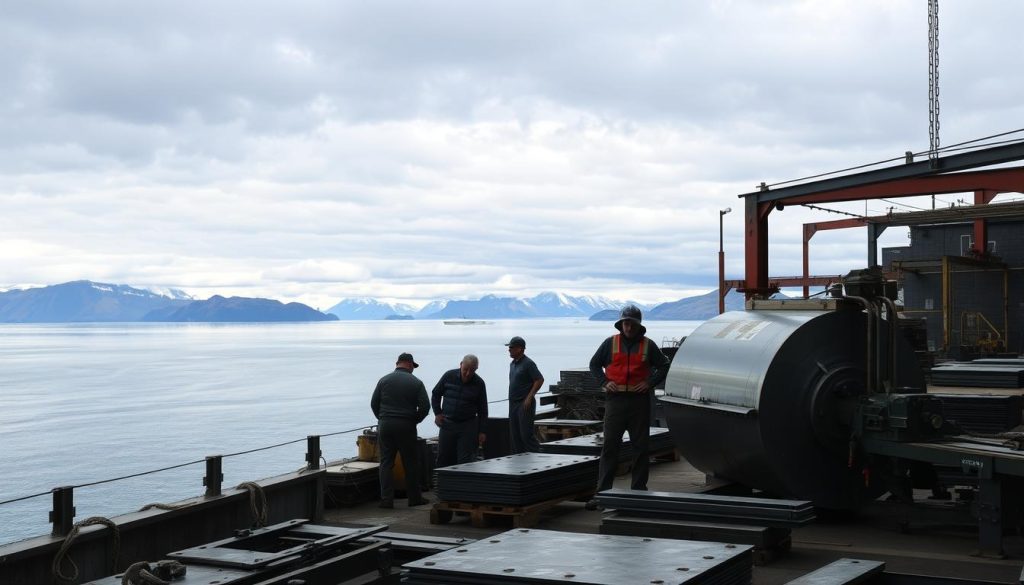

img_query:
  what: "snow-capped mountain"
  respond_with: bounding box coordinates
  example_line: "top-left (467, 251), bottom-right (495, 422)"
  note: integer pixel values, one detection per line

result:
top-left (419, 292), bottom-right (629, 319)
top-left (0, 280), bottom-right (191, 322)
top-left (326, 298), bottom-right (417, 320)
top-left (413, 300), bottom-right (448, 318)
top-left (526, 292), bottom-right (623, 317)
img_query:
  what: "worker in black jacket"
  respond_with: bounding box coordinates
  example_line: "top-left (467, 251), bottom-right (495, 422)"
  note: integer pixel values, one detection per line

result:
top-left (431, 354), bottom-right (488, 467)
top-left (371, 352), bottom-right (431, 508)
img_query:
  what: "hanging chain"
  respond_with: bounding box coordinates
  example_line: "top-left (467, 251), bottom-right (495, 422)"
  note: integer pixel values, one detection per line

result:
top-left (928, 0), bottom-right (940, 162)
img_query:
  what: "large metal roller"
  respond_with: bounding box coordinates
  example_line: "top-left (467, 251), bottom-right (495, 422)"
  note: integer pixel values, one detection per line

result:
top-left (662, 308), bottom-right (925, 510)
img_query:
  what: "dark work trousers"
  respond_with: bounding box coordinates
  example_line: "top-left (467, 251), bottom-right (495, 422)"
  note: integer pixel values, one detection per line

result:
top-left (596, 392), bottom-right (652, 492)
top-left (378, 418), bottom-right (421, 502)
top-left (436, 417), bottom-right (479, 468)
top-left (509, 399), bottom-right (540, 453)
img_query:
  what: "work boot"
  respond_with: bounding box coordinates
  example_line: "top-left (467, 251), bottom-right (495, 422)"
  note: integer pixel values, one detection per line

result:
top-left (584, 498), bottom-right (601, 511)
top-left (407, 497), bottom-right (430, 507)
top-left (378, 499), bottom-right (394, 509)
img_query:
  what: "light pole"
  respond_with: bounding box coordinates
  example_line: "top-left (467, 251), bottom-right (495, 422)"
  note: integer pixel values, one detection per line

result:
top-left (719, 207), bottom-right (732, 314)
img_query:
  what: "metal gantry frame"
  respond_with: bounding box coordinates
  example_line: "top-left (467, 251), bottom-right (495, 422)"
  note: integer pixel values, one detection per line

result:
top-left (736, 142), bottom-right (1024, 299)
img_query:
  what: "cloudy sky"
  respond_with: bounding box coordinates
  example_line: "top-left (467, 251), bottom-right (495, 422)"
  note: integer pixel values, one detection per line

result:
top-left (2, 1), bottom-right (1022, 308)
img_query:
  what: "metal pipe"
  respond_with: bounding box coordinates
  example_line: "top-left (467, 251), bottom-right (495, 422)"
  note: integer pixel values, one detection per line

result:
top-left (879, 295), bottom-right (900, 393)
top-left (843, 294), bottom-right (877, 394)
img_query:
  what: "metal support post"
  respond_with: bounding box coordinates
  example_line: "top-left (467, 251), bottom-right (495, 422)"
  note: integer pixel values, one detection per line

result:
top-left (719, 207), bottom-right (731, 313)
top-left (204, 455), bottom-right (223, 497)
top-left (306, 435), bottom-right (322, 471)
top-left (976, 477), bottom-right (1005, 558)
top-left (49, 486), bottom-right (75, 537)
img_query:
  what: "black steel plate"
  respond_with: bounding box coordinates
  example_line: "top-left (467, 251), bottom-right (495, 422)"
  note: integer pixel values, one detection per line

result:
top-left (403, 528), bottom-right (752, 584)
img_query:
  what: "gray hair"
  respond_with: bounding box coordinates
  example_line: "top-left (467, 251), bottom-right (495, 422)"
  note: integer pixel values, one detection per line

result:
top-left (461, 354), bottom-right (479, 368)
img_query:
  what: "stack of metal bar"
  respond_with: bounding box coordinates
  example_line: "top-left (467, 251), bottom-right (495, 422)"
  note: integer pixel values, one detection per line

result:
top-left (933, 394), bottom-right (1023, 434)
top-left (930, 362), bottom-right (1024, 388)
top-left (402, 528), bottom-right (753, 585)
top-left (538, 427), bottom-right (674, 461)
top-left (596, 489), bottom-right (814, 561)
top-left (434, 453), bottom-right (597, 506)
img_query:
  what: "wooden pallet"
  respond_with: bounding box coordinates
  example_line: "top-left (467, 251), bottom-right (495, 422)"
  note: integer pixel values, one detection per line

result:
top-left (430, 489), bottom-right (595, 528)
top-left (536, 427), bottom-right (591, 442)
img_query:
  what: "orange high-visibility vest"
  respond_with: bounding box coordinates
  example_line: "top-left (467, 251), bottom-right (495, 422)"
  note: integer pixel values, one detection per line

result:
top-left (605, 334), bottom-right (650, 386)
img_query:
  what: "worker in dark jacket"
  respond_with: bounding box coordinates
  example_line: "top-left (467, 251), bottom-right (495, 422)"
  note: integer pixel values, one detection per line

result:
top-left (506, 336), bottom-right (544, 453)
top-left (586, 305), bottom-right (669, 509)
top-left (371, 352), bottom-right (431, 508)
top-left (431, 354), bottom-right (488, 467)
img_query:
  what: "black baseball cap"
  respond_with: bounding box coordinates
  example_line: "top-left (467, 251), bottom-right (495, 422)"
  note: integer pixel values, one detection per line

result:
top-left (397, 352), bottom-right (419, 368)
top-left (504, 336), bottom-right (526, 349)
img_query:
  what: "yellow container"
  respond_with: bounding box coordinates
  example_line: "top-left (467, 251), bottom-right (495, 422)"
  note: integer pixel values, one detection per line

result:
top-left (357, 427), bottom-right (408, 489)
top-left (357, 428), bottom-right (380, 462)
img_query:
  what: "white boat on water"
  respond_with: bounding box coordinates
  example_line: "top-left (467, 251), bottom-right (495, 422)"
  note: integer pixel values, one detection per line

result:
top-left (443, 319), bottom-right (494, 325)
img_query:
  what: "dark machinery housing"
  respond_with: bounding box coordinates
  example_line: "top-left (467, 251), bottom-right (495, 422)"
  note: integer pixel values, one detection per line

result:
top-left (667, 140), bottom-right (1024, 556)
top-left (664, 269), bottom-right (934, 511)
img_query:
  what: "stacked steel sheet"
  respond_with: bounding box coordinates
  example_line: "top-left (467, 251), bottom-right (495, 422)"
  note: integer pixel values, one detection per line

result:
top-left (930, 362), bottom-right (1024, 388)
top-left (538, 428), bottom-right (675, 461)
top-left (402, 528), bottom-right (753, 585)
top-left (594, 490), bottom-right (812, 561)
top-left (595, 489), bottom-right (815, 528)
top-left (933, 394), bottom-right (1023, 434)
top-left (553, 368), bottom-right (604, 393)
top-left (533, 418), bottom-right (603, 429)
top-left (434, 453), bottom-right (597, 506)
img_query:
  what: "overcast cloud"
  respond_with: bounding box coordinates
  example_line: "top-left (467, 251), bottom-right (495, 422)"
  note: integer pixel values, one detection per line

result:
top-left (2, 1), bottom-right (1023, 308)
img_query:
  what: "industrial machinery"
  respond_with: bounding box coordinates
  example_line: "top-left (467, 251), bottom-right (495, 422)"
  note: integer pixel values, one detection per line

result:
top-left (662, 268), bottom-right (1024, 555)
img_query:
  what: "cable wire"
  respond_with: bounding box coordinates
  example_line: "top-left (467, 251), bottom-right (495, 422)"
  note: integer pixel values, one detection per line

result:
top-left (0, 425), bottom-right (374, 507)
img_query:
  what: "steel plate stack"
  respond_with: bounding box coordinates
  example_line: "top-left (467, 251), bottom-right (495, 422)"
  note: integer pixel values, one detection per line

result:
top-left (402, 528), bottom-right (753, 585)
top-left (595, 489), bottom-right (816, 528)
top-left (553, 368), bottom-right (604, 393)
top-left (933, 394), bottom-right (1023, 434)
top-left (434, 453), bottom-right (597, 506)
top-left (930, 362), bottom-right (1024, 388)
top-left (538, 428), bottom-right (674, 461)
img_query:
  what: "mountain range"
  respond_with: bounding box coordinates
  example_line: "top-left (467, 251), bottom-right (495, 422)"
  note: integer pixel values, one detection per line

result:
top-left (329, 289), bottom-right (749, 321)
top-left (0, 281), bottom-right (336, 323)
top-left (326, 292), bottom-right (628, 320)
top-left (0, 280), bottom-right (751, 323)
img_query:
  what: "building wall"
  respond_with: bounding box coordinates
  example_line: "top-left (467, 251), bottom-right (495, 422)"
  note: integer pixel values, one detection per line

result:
top-left (882, 220), bottom-right (1024, 357)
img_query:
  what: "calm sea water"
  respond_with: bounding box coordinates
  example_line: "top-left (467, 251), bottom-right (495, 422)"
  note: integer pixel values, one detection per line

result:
top-left (0, 318), bottom-right (700, 544)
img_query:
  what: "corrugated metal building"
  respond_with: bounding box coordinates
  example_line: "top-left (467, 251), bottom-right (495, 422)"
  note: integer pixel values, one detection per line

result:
top-left (882, 219), bottom-right (1024, 358)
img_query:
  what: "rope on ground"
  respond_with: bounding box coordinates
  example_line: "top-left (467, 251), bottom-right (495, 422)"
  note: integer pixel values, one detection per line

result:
top-left (121, 560), bottom-right (187, 585)
top-left (52, 516), bottom-right (120, 584)
top-left (236, 481), bottom-right (268, 527)
top-left (138, 502), bottom-right (191, 512)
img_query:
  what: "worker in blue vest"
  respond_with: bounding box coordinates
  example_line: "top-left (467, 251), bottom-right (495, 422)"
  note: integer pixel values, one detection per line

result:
top-left (585, 305), bottom-right (669, 510)
top-left (432, 354), bottom-right (488, 467)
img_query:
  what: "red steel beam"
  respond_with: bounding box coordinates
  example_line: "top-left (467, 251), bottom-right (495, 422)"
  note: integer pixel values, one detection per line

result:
top-left (744, 197), bottom-right (774, 297)
top-left (779, 167), bottom-right (1024, 207)
top-left (803, 218), bottom-right (870, 297)
top-left (744, 167), bottom-right (1024, 298)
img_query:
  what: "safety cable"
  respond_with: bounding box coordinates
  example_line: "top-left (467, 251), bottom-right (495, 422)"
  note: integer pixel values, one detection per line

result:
top-left (0, 424), bottom-right (372, 508)
top-left (765, 129), bottom-right (1024, 190)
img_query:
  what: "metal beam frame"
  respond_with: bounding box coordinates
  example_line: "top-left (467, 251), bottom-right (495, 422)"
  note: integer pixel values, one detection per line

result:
top-left (738, 143), bottom-right (1024, 297)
